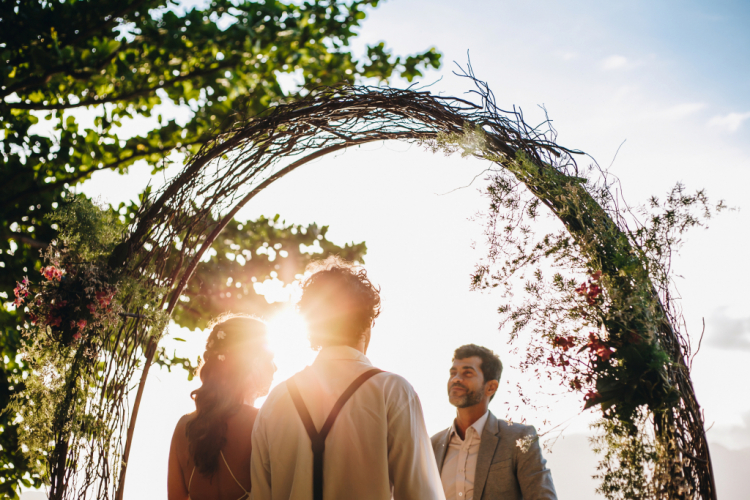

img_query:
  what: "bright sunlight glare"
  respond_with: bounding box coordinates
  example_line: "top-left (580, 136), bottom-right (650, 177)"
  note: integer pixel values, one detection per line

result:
top-left (257, 305), bottom-right (317, 406)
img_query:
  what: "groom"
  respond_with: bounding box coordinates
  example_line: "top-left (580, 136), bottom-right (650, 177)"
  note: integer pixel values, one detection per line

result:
top-left (431, 344), bottom-right (557, 500)
top-left (250, 257), bottom-right (445, 500)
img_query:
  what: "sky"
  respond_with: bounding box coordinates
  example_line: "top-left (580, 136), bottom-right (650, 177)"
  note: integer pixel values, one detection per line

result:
top-left (19, 1), bottom-right (750, 499)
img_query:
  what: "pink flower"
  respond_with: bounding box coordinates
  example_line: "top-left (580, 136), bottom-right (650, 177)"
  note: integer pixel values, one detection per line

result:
top-left (41, 266), bottom-right (63, 281)
top-left (76, 319), bottom-right (87, 331)
top-left (87, 303), bottom-right (97, 314)
top-left (13, 279), bottom-right (30, 306)
top-left (96, 290), bottom-right (114, 308)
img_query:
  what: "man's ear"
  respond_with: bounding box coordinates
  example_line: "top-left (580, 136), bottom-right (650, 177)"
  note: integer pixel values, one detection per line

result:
top-left (486, 379), bottom-right (499, 398)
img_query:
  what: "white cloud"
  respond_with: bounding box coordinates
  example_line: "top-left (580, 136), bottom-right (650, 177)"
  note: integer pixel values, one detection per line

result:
top-left (708, 309), bottom-right (750, 350)
top-left (662, 102), bottom-right (707, 120)
top-left (602, 55), bottom-right (628, 70)
top-left (708, 111), bottom-right (750, 132)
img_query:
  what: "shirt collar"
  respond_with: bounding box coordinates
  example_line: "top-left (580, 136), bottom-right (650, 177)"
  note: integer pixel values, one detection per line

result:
top-left (450, 410), bottom-right (490, 440)
top-left (313, 345), bottom-right (373, 366)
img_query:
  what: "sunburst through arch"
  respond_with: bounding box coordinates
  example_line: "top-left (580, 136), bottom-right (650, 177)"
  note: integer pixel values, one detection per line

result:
top-left (17, 70), bottom-right (717, 500)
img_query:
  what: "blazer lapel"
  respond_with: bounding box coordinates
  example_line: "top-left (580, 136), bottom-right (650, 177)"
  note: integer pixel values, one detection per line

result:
top-left (434, 428), bottom-right (452, 475)
top-left (473, 412), bottom-right (500, 500)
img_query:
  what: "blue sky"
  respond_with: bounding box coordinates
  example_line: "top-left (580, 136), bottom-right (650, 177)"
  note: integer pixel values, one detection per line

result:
top-left (21, 1), bottom-right (750, 499)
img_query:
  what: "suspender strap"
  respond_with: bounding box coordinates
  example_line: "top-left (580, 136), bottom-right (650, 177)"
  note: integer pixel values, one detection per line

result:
top-left (286, 368), bottom-right (384, 500)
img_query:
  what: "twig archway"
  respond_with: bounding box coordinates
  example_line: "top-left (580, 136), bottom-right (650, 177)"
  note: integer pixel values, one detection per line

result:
top-left (22, 74), bottom-right (716, 500)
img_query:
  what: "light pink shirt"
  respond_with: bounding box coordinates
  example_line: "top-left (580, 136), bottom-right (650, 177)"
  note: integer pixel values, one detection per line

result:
top-left (440, 411), bottom-right (490, 500)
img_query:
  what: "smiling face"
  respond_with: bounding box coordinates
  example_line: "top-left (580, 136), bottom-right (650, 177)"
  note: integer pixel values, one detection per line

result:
top-left (447, 356), bottom-right (488, 408)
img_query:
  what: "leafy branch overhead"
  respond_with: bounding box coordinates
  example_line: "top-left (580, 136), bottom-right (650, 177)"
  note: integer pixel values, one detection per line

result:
top-left (1, 0), bottom-right (440, 204)
top-left (173, 215), bottom-right (367, 332)
top-left (0, 1), bottom-right (441, 497)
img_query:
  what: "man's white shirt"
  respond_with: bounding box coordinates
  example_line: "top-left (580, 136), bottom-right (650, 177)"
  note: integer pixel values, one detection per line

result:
top-left (440, 411), bottom-right (490, 500)
top-left (250, 345), bottom-right (446, 500)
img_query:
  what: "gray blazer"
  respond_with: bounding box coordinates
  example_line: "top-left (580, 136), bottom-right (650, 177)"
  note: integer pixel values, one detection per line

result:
top-left (431, 412), bottom-right (557, 500)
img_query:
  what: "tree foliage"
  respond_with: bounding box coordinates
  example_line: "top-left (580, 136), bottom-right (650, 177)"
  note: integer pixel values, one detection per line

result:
top-left (0, 0), bottom-right (440, 496)
top-left (173, 215), bottom-right (367, 332)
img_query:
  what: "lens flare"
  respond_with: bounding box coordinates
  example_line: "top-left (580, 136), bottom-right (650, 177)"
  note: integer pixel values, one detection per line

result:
top-left (257, 306), bottom-right (317, 406)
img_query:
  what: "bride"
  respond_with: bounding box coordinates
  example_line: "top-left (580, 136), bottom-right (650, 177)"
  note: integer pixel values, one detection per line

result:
top-left (168, 315), bottom-right (275, 500)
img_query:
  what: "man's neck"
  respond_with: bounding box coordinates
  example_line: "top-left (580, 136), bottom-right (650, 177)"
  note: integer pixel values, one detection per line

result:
top-left (455, 404), bottom-right (489, 440)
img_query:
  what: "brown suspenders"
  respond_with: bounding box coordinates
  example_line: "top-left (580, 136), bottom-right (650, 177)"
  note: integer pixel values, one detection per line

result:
top-left (286, 368), bottom-right (384, 500)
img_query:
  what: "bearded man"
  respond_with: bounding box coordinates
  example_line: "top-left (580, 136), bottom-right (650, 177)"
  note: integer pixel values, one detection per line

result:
top-left (431, 344), bottom-right (558, 500)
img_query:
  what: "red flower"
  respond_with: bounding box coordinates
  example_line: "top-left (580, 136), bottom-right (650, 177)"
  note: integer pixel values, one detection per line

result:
top-left (552, 335), bottom-right (576, 351)
top-left (76, 319), bottom-right (87, 331)
top-left (586, 332), bottom-right (614, 361)
top-left (584, 390), bottom-right (601, 402)
top-left (575, 276), bottom-right (603, 305)
top-left (73, 332), bottom-right (82, 341)
top-left (87, 303), bottom-right (97, 314)
top-left (48, 316), bottom-right (62, 327)
top-left (96, 290), bottom-right (114, 308)
top-left (41, 266), bottom-right (63, 281)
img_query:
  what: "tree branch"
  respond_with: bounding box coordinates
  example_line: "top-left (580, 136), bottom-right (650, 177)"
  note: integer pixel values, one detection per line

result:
top-left (4, 141), bottom-right (203, 207)
top-left (4, 60), bottom-right (234, 109)
top-left (6, 232), bottom-right (48, 249)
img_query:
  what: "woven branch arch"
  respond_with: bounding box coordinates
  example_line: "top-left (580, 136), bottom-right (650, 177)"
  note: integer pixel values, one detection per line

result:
top-left (41, 77), bottom-right (716, 500)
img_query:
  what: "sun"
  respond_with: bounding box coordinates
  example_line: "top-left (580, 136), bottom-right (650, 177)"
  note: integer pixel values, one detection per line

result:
top-left (258, 306), bottom-right (317, 405)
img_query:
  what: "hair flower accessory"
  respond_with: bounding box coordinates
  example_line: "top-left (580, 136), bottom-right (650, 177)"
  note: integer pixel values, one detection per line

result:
top-left (217, 354), bottom-right (226, 361)
top-left (217, 330), bottom-right (226, 340)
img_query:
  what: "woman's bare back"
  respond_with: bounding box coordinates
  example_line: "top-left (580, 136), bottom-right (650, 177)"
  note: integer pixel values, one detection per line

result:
top-left (168, 405), bottom-right (258, 500)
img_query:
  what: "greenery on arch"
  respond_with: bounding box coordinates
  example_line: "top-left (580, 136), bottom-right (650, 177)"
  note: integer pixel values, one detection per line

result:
top-left (5, 74), bottom-right (720, 500)
top-left (0, 0), bottom-right (436, 495)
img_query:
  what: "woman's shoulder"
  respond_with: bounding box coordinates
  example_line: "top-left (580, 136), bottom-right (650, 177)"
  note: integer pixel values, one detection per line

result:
top-left (175, 411), bottom-right (197, 429)
top-left (170, 412), bottom-right (197, 466)
top-left (172, 412), bottom-right (196, 445)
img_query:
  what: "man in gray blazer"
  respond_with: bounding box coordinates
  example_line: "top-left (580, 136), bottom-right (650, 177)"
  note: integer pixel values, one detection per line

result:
top-left (431, 344), bottom-right (557, 500)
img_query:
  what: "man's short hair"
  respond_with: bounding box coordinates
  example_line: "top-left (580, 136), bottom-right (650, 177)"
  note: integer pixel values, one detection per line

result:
top-left (453, 344), bottom-right (503, 383)
top-left (298, 256), bottom-right (381, 349)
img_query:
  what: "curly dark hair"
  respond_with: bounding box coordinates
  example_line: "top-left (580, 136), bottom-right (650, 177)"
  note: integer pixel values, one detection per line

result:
top-left (186, 314), bottom-right (269, 476)
top-left (298, 256), bottom-right (381, 349)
